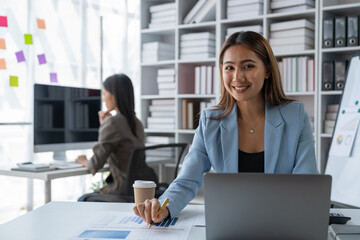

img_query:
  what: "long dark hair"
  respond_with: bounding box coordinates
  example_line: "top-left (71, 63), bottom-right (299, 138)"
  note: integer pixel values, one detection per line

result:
top-left (103, 73), bottom-right (137, 136)
top-left (214, 31), bottom-right (293, 120)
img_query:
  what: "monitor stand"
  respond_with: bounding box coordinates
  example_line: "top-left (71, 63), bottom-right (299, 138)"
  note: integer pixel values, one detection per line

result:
top-left (53, 151), bottom-right (67, 161)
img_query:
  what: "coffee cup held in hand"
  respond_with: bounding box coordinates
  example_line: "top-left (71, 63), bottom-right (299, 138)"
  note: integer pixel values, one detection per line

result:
top-left (133, 180), bottom-right (157, 204)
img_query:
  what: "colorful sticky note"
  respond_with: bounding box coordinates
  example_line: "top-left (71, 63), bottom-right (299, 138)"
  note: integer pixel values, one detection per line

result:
top-left (0, 16), bottom-right (8, 27)
top-left (0, 38), bottom-right (5, 49)
top-left (50, 73), bottom-right (58, 83)
top-left (0, 58), bottom-right (6, 70)
top-left (15, 50), bottom-right (25, 62)
top-left (37, 18), bottom-right (46, 29)
top-left (24, 34), bottom-right (33, 44)
top-left (10, 76), bottom-right (18, 87)
top-left (38, 54), bottom-right (46, 64)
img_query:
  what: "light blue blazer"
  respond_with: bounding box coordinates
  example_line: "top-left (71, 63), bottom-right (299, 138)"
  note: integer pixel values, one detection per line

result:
top-left (159, 101), bottom-right (318, 217)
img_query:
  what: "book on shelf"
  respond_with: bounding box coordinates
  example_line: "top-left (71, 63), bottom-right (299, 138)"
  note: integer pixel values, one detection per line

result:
top-left (151, 99), bottom-right (175, 106)
top-left (181, 32), bottom-right (215, 41)
top-left (183, 0), bottom-right (207, 24)
top-left (270, 27), bottom-right (314, 39)
top-left (151, 111), bottom-right (176, 118)
top-left (157, 76), bottom-right (175, 83)
top-left (143, 42), bottom-right (174, 51)
top-left (158, 68), bottom-right (175, 76)
top-left (227, 2), bottom-right (263, 15)
top-left (307, 59), bottom-right (315, 92)
top-left (271, 44), bottom-right (313, 53)
top-left (328, 104), bottom-right (339, 113)
top-left (191, 0), bottom-right (216, 24)
top-left (227, 0), bottom-right (263, 7)
top-left (148, 22), bottom-right (175, 29)
top-left (180, 45), bottom-right (215, 54)
top-left (147, 123), bottom-right (175, 129)
top-left (269, 35), bottom-right (314, 46)
top-left (149, 2), bottom-right (175, 13)
top-left (149, 105), bottom-right (175, 112)
top-left (146, 136), bottom-right (175, 144)
top-left (270, 0), bottom-right (315, 11)
top-left (181, 39), bottom-right (215, 47)
top-left (151, 9), bottom-right (176, 18)
top-left (227, 9), bottom-right (263, 20)
top-left (147, 117), bottom-right (175, 124)
top-left (272, 4), bottom-right (315, 13)
top-left (270, 19), bottom-right (315, 32)
top-left (206, 66), bottom-right (214, 94)
top-left (200, 66), bottom-right (207, 94)
top-left (195, 66), bottom-right (201, 94)
top-left (158, 82), bottom-right (176, 90)
top-left (150, 15), bottom-right (176, 24)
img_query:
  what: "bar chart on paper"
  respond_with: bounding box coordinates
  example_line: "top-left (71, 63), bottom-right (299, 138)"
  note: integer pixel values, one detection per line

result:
top-left (71, 211), bottom-right (195, 240)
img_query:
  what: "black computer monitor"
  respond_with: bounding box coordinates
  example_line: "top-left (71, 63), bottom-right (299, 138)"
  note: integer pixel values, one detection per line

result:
top-left (33, 84), bottom-right (101, 160)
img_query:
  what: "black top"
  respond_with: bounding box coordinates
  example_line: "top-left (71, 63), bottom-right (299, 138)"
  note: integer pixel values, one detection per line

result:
top-left (238, 149), bottom-right (265, 173)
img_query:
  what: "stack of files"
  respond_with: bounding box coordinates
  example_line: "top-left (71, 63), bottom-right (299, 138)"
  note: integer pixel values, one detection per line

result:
top-left (324, 104), bottom-right (339, 134)
top-left (269, 19), bottom-right (315, 53)
top-left (226, 0), bottom-right (263, 20)
top-left (147, 99), bottom-right (175, 129)
top-left (142, 42), bottom-right (174, 63)
top-left (157, 68), bottom-right (176, 95)
top-left (145, 136), bottom-right (176, 159)
top-left (278, 56), bottom-right (314, 92)
top-left (225, 25), bottom-right (263, 41)
top-left (148, 2), bottom-right (176, 29)
top-left (183, 0), bottom-right (216, 24)
top-left (270, 0), bottom-right (315, 14)
top-left (181, 99), bottom-right (200, 129)
top-left (180, 32), bottom-right (215, 59)
top-left (194, 65), bottom-right (215, 94)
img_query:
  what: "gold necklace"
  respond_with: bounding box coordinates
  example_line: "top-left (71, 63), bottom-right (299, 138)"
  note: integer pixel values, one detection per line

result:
top-left (240, 114), bottom-right (265, 134)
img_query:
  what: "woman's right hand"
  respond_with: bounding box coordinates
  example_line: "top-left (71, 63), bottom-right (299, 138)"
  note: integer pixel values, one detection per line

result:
top-left (133, 198), bottom-right (169, 226)
top-left (98, 111), bottom-right (111, 125)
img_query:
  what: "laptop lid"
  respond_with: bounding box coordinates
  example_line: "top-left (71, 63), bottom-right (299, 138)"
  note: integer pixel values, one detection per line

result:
top-left (204, 173), bottom-right (332, 240)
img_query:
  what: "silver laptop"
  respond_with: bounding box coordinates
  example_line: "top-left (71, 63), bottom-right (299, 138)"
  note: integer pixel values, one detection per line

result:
top-left (204, 173), bottom-right (331, 240)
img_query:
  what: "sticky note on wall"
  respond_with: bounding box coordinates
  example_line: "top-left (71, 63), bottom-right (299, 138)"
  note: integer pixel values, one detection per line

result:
top-left (50, 73), bottom-right (57, 83)
top-left (15, 50), bottom-right (25, 62)
top-left (0, 58), bottom-right (6, 69)
top-left (24, 34), bottom-right (33, 44)
top-left (38, 54), bottom-right (46, 64)
top-left (0, 16), bottom-right (8, 27)
top-left (37, 18), bottom-right (46, 29)
top-left (0, 38), bottom-right (5, 49)
top-left (10, 76), bottom-right (18, 87)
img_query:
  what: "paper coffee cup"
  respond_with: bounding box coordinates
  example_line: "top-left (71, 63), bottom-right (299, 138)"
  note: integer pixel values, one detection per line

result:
top-left (133, 180), bottom-right (157, 205)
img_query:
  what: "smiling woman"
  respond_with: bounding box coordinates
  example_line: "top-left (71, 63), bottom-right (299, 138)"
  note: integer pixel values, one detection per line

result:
top-left (133, 31), bottom-right (318, 225)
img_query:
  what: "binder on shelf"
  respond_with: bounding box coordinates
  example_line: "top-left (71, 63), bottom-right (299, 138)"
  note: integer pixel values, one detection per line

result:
top-left (335, 16), bottom-right (346, 48)
top-left (323, 18), bottom-right (334, 48)
top-left (192, 0), bottom-right (216, 24)
top-left (347, 15), bottom-right (359, 46)
top-left (334, 60), bottom-right (347, 90)
top-left (183, 0), bottom-right (206, 24)
top-left (322, 61), bottom-right (334, 91)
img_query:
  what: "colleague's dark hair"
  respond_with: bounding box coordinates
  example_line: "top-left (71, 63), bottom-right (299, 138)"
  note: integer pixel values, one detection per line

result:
top-left (213, 31), bottom-right (293, 120)
top-left (103, 73), bottom-right (137, 136)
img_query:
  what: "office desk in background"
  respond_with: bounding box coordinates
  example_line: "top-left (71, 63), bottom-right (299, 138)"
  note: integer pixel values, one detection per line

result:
top-left (0, 166), bottom-right (109, 209)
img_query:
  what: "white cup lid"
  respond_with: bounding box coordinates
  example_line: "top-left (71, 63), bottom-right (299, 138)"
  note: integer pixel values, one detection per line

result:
top-left (133, 180), bottom-right (157, 188)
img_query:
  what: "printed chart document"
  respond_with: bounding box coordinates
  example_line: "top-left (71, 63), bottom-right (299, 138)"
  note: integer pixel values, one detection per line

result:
top-left (69, 207), bottom-right (200, 240)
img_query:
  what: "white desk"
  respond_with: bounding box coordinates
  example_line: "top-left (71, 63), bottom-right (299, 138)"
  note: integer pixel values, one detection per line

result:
top-left (0, 202), bottom-right (205, 240)
top-left (0, 166), bottom-right (109, 206)
top-left (0, 201), bottom-right (359, 240)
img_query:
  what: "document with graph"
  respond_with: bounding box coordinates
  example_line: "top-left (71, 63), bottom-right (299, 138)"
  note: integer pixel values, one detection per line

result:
top-left (69, 208), bottom-right (199, 240)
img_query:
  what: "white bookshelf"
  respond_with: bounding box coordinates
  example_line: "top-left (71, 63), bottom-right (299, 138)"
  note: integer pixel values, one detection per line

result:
top-left (140, 0), bottom-right (360, 174)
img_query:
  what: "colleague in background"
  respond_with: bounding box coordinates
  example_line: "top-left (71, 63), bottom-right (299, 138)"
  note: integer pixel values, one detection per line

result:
top-left (76, 73), bottom-right (157, 201)
top-left (133, 31), bottom-right (318, 223)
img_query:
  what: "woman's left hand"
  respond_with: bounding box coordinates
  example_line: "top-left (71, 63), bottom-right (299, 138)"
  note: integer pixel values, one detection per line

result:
top-left (76, 155), bottom-right (88, 167)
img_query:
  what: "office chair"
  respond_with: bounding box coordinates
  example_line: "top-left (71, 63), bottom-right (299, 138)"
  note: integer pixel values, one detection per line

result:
top-left (79, 143), bottom-right (188, 202)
